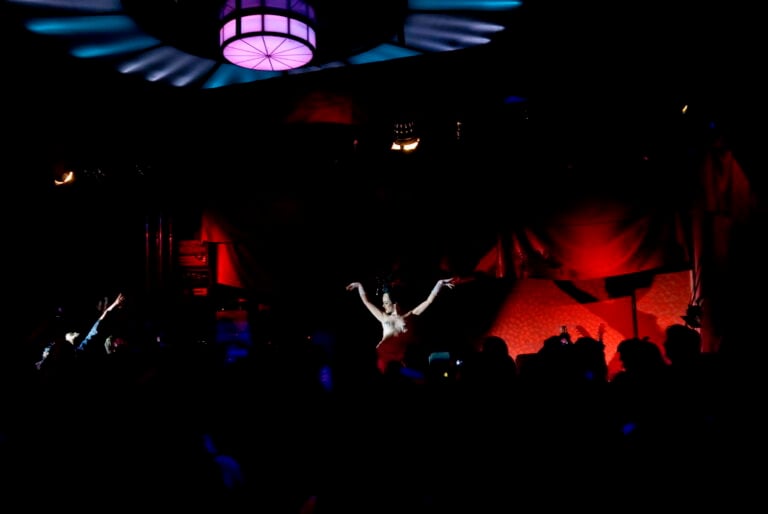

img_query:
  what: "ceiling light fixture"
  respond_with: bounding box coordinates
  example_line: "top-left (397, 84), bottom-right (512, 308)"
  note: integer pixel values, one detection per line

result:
top-left (391, 120), bottom-right (420, 153)
top-left (10, 0), bottom-right (522, 89)
top-left (220, 0), bottom-right (317, 72)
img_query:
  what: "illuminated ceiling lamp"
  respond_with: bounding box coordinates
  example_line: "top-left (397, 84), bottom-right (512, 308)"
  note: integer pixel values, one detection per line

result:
top-left (220, 0), bottom-right (317, 72)
top-left (391, 120), bottom-right (420, 153)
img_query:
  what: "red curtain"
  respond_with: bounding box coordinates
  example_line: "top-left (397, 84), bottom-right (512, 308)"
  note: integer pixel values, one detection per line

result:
top-left (485, 200), bottom-right (691, 281)
top-left (690, 137), bottom-right (757, 351)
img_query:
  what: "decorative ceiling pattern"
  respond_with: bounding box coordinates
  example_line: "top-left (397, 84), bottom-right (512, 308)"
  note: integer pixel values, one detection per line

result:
top-left (8, 0), bottom-right (522, 89)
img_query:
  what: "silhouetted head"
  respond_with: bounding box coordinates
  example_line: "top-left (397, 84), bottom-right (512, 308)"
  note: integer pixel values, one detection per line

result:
top-left (617, 338), bottom-right (665, 373)
top-left (481, 335), bottom-right (510, 357)
top-left (663, 324), bottom-right (702, 365)
top-left (105, 334), bottom-right (128, 354)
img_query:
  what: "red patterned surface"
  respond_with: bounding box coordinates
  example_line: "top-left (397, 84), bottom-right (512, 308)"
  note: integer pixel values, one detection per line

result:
top-left (488, 271), bottom-right (693, 379)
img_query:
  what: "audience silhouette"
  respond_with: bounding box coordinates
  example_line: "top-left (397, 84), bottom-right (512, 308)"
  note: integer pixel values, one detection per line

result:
top-left (2, 287), bottom-right (735, 513)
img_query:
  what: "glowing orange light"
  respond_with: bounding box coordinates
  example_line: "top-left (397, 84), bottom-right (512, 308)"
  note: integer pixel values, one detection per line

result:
top-left (54, 170), bottom-right (75, 186)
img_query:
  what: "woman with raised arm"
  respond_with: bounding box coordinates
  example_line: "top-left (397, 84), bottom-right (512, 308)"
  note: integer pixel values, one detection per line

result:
top-left (346, 277), bottom-right (455, 374)
top-left (75, 292), bottom-right (126, 353)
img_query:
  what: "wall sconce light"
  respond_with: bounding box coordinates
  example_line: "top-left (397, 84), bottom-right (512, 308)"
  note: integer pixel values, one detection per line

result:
top-left (54, 170), bottom-right (75, 186)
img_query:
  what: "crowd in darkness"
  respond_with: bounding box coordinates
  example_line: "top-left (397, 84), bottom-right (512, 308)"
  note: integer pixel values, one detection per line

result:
top-left (0, 289), bottom-right (754, 513)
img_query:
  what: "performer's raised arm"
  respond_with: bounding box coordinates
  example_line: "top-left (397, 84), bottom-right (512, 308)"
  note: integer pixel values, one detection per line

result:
top-left (346, 281), bottom-right (387, 323)
top-left (408, 278), bottom-right (456, 316)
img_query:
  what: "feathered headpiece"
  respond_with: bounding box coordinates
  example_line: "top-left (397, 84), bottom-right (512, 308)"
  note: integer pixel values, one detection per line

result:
top-left (375, 275), bottom-right (393, 297)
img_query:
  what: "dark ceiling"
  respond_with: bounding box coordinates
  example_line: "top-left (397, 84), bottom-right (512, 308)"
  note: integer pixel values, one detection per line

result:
top-left (2, 1), bottom-right (764, 194)
top-left (2, 0), bottom-right (765, 326)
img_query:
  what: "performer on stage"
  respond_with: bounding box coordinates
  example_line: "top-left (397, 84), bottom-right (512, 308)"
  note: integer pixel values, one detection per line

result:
top-left (345, 277), bottom-right (456, 374)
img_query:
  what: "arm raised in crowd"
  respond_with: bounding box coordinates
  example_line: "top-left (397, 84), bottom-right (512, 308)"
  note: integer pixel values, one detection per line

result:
top-left (76, 293), bottom-right (125, 353)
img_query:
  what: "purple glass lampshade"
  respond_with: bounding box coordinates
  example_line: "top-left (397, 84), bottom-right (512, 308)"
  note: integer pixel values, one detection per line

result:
top-left (220, 0), bottom-right (316, 71)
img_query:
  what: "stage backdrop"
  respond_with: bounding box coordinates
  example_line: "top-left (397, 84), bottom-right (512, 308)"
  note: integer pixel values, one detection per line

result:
top-left (196, 134), bottom-right (757, 366)
top-left (486, 270), bottom-right (692, 380)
